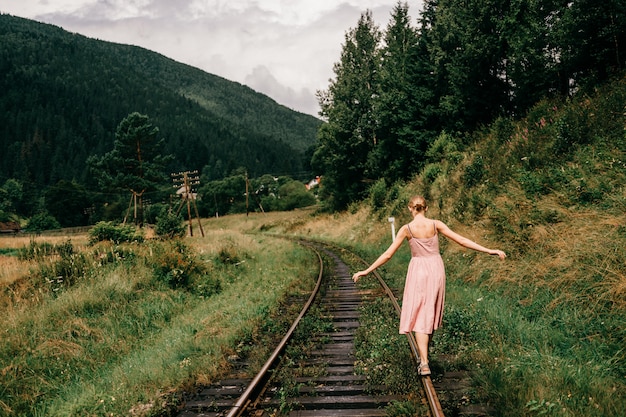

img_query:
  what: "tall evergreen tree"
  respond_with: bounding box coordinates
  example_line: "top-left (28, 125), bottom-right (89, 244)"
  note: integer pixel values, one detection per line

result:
top-left (551, 0), bottom-right (626, 94)
top-left (312, 11), bottom-right (382, 209)
top-left (373, 2), bottom-right (437, 182)
top-left (88, 112), bottom-right (173, 225)
top-left (427, 0), bottom-right (510, 132)
top-left (500, 0), bottom-right (561, 114)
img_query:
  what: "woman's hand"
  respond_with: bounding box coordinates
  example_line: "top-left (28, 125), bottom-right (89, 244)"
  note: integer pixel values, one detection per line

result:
top-left (491, 249), bottom-right (507, 260)
top-left (352, 271), bottom-right (367, 283)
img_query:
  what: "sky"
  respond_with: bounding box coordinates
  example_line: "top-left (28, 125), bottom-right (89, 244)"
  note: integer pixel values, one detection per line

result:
top-left (0, 0), bottom-right (425, 117)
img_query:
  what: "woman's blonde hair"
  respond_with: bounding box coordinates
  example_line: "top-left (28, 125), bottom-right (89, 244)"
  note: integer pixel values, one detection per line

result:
top-left (408, 195), bottom-right (427, 212)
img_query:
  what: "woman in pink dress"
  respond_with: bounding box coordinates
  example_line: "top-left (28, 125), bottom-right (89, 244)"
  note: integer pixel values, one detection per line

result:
top-left (352, 196), bottom-right (506, 376)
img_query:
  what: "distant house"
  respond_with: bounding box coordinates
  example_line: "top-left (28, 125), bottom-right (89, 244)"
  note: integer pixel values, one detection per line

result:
top-left (176, 186), bottom-right (197, 200)
top-left (0, 221), bottom-right (21, 234)
top-left (305, 176), bottom-right (321, 190)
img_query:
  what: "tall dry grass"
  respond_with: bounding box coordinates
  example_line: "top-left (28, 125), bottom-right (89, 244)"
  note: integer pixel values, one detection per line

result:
top-left (0, 235), bottom-right (89, 286)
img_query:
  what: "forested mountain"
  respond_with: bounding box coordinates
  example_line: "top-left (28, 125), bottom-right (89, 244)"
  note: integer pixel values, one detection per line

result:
top-left (0, 14), bottom-right (322, 191)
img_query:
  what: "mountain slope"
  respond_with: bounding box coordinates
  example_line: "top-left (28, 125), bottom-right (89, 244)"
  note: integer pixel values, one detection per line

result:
top-left (0, 14), bottom-right (322, 188)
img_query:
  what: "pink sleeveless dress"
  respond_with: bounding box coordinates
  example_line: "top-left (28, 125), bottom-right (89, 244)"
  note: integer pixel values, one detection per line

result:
top-left (399, 223), bottom-right (446, 335)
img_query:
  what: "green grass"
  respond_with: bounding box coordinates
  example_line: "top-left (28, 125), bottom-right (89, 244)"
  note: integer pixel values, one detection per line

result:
top-left (439, 274), bottom-right (625, 417)
top-left (0, 231), bottom-right (317, 417)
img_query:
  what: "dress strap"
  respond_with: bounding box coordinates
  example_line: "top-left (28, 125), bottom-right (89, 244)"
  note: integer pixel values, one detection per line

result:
top-left (406, 224), bottom-right (414, 238)
top-left (433, 221), bottom-right (437, 234)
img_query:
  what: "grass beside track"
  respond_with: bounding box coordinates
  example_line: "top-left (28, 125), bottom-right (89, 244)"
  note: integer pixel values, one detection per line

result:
top-left (0, 213), bottom-right (318, 417)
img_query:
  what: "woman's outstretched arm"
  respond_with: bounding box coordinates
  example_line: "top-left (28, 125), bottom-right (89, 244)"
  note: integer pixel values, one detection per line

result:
top-left (352, 225), bottom-right (409, 282)
top-left (436, 220), bottom-right (506, 260)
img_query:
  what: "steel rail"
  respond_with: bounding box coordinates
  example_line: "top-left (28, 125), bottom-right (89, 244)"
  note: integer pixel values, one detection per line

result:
top-left (225, 241), bottom-right (324, 417)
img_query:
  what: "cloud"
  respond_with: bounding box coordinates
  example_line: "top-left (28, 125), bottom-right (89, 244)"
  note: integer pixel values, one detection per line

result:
top-left (245, 65), bottom-right (318, 115)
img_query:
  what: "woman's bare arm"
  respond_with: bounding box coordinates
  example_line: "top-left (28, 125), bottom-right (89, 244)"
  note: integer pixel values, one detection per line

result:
top-left (436, 220), bottom-right (506, 259)
top-left (352, 225), bottom-right (409, 282)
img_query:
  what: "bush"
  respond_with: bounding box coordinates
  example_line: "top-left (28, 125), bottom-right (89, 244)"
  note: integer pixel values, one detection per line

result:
top-left (463, 154), bottom-right (485, 187)
top-left (153, 240), bottom-right (198, 288)
top-left (26, 212), bottom-right (61, 232)
top-left (155, 208), bottom-right (186, 239)
top-left (151, 241), bottom-right (221, 296)
top-left (89, 221), bottom-right (144, 244)
top-left (368, 178), bottom-right (388, 212)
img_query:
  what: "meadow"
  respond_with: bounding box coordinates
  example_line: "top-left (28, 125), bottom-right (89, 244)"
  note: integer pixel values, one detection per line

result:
top-left (0, 212), bottom-right (320, 416)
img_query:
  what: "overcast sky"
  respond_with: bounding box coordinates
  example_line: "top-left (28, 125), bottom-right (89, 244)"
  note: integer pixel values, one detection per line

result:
top-left (1, 0), bottom-right (425, 117)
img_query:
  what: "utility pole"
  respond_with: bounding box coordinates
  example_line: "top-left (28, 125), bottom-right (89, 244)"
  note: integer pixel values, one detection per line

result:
top-left (172, 170), bottom-right (204, 237)
top-left (245, 171), bottom-right (249, 217)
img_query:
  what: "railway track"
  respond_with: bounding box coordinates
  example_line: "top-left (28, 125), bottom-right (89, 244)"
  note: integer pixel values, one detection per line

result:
top-left (176, 240), bottom-right (444, 417)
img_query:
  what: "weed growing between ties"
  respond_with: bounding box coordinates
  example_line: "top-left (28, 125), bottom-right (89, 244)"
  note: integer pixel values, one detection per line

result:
top-left (0, 224), bottom-right (317, 417)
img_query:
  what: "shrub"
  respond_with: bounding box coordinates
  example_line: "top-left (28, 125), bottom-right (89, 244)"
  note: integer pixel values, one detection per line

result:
top-left (155, 208), bottom-right (186, 239)
top-left (89, 221), bottom-right (144, 244)
top-left (422, 163), bottom-right (442, 185)
top-left (26, 212), bottom-right (61, 232)
top-left (152, 241), bottom-right (220, 296)
top-left (463, 154), bottom-right (485, 187)
top-left (276, 181), bottom-right (317, 211)
top-left (426, 131), bottom-right (463, 165)
top-left (368, 178), bottom-right (388, 212)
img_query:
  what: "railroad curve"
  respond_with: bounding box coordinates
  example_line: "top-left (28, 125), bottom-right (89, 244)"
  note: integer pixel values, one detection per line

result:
top-left (176, 239), bottom-right (444, 417)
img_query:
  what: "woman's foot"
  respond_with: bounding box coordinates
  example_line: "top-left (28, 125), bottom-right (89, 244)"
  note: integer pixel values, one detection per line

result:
top-left (418, 362), bottom-right (431, 376)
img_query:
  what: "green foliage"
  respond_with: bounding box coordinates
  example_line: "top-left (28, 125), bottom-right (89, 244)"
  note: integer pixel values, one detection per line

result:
top-left (89, 113), bottom-right (171, 192)
top-left (367, 178), bottom-right (402, 218)
top-left (269, 180), bottom-right (317, 211)
top-left (368, 178), bottom-right (389, 212)
top-left (44, 180), bottom-right (91, 227)
top-left (373, 3), bottom-right (436, 182)
top-left (462, 154), bottom-right (485, 187)
top-left (313, 10), bottom-right (382, 210)
top-left (88, 221), bottom-right (144, 244)
top-left (25, 212), bottom-right (61, 232)
top-left (0, 178), bottom-right (25, 216)
top-left (425, 131), bottom-right (464, 165)
top-left (151, 240), bottom-right (217, 292)
top-left (154, 207), bottom-right (186, 239)
top-left (385, 400), bottom-right (424, 417)
top-left (87, 112), bottom-right (173, 225)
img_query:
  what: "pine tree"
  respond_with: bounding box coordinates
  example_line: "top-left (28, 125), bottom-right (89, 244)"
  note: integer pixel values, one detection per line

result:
top-left (373, 2), bottom-right (436, 182)
top-left (88, 112), bottom-right (172, 225)
top-left (312, 11), bottom-right (382, 209)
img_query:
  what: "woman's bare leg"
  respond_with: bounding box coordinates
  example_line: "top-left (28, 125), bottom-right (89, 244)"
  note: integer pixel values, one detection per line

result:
top-left (415, 332), bottom-right (430, 365)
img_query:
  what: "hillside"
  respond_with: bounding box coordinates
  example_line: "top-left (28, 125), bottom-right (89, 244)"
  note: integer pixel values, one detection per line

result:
top-left (0, 14), bottom-right (322, 188)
